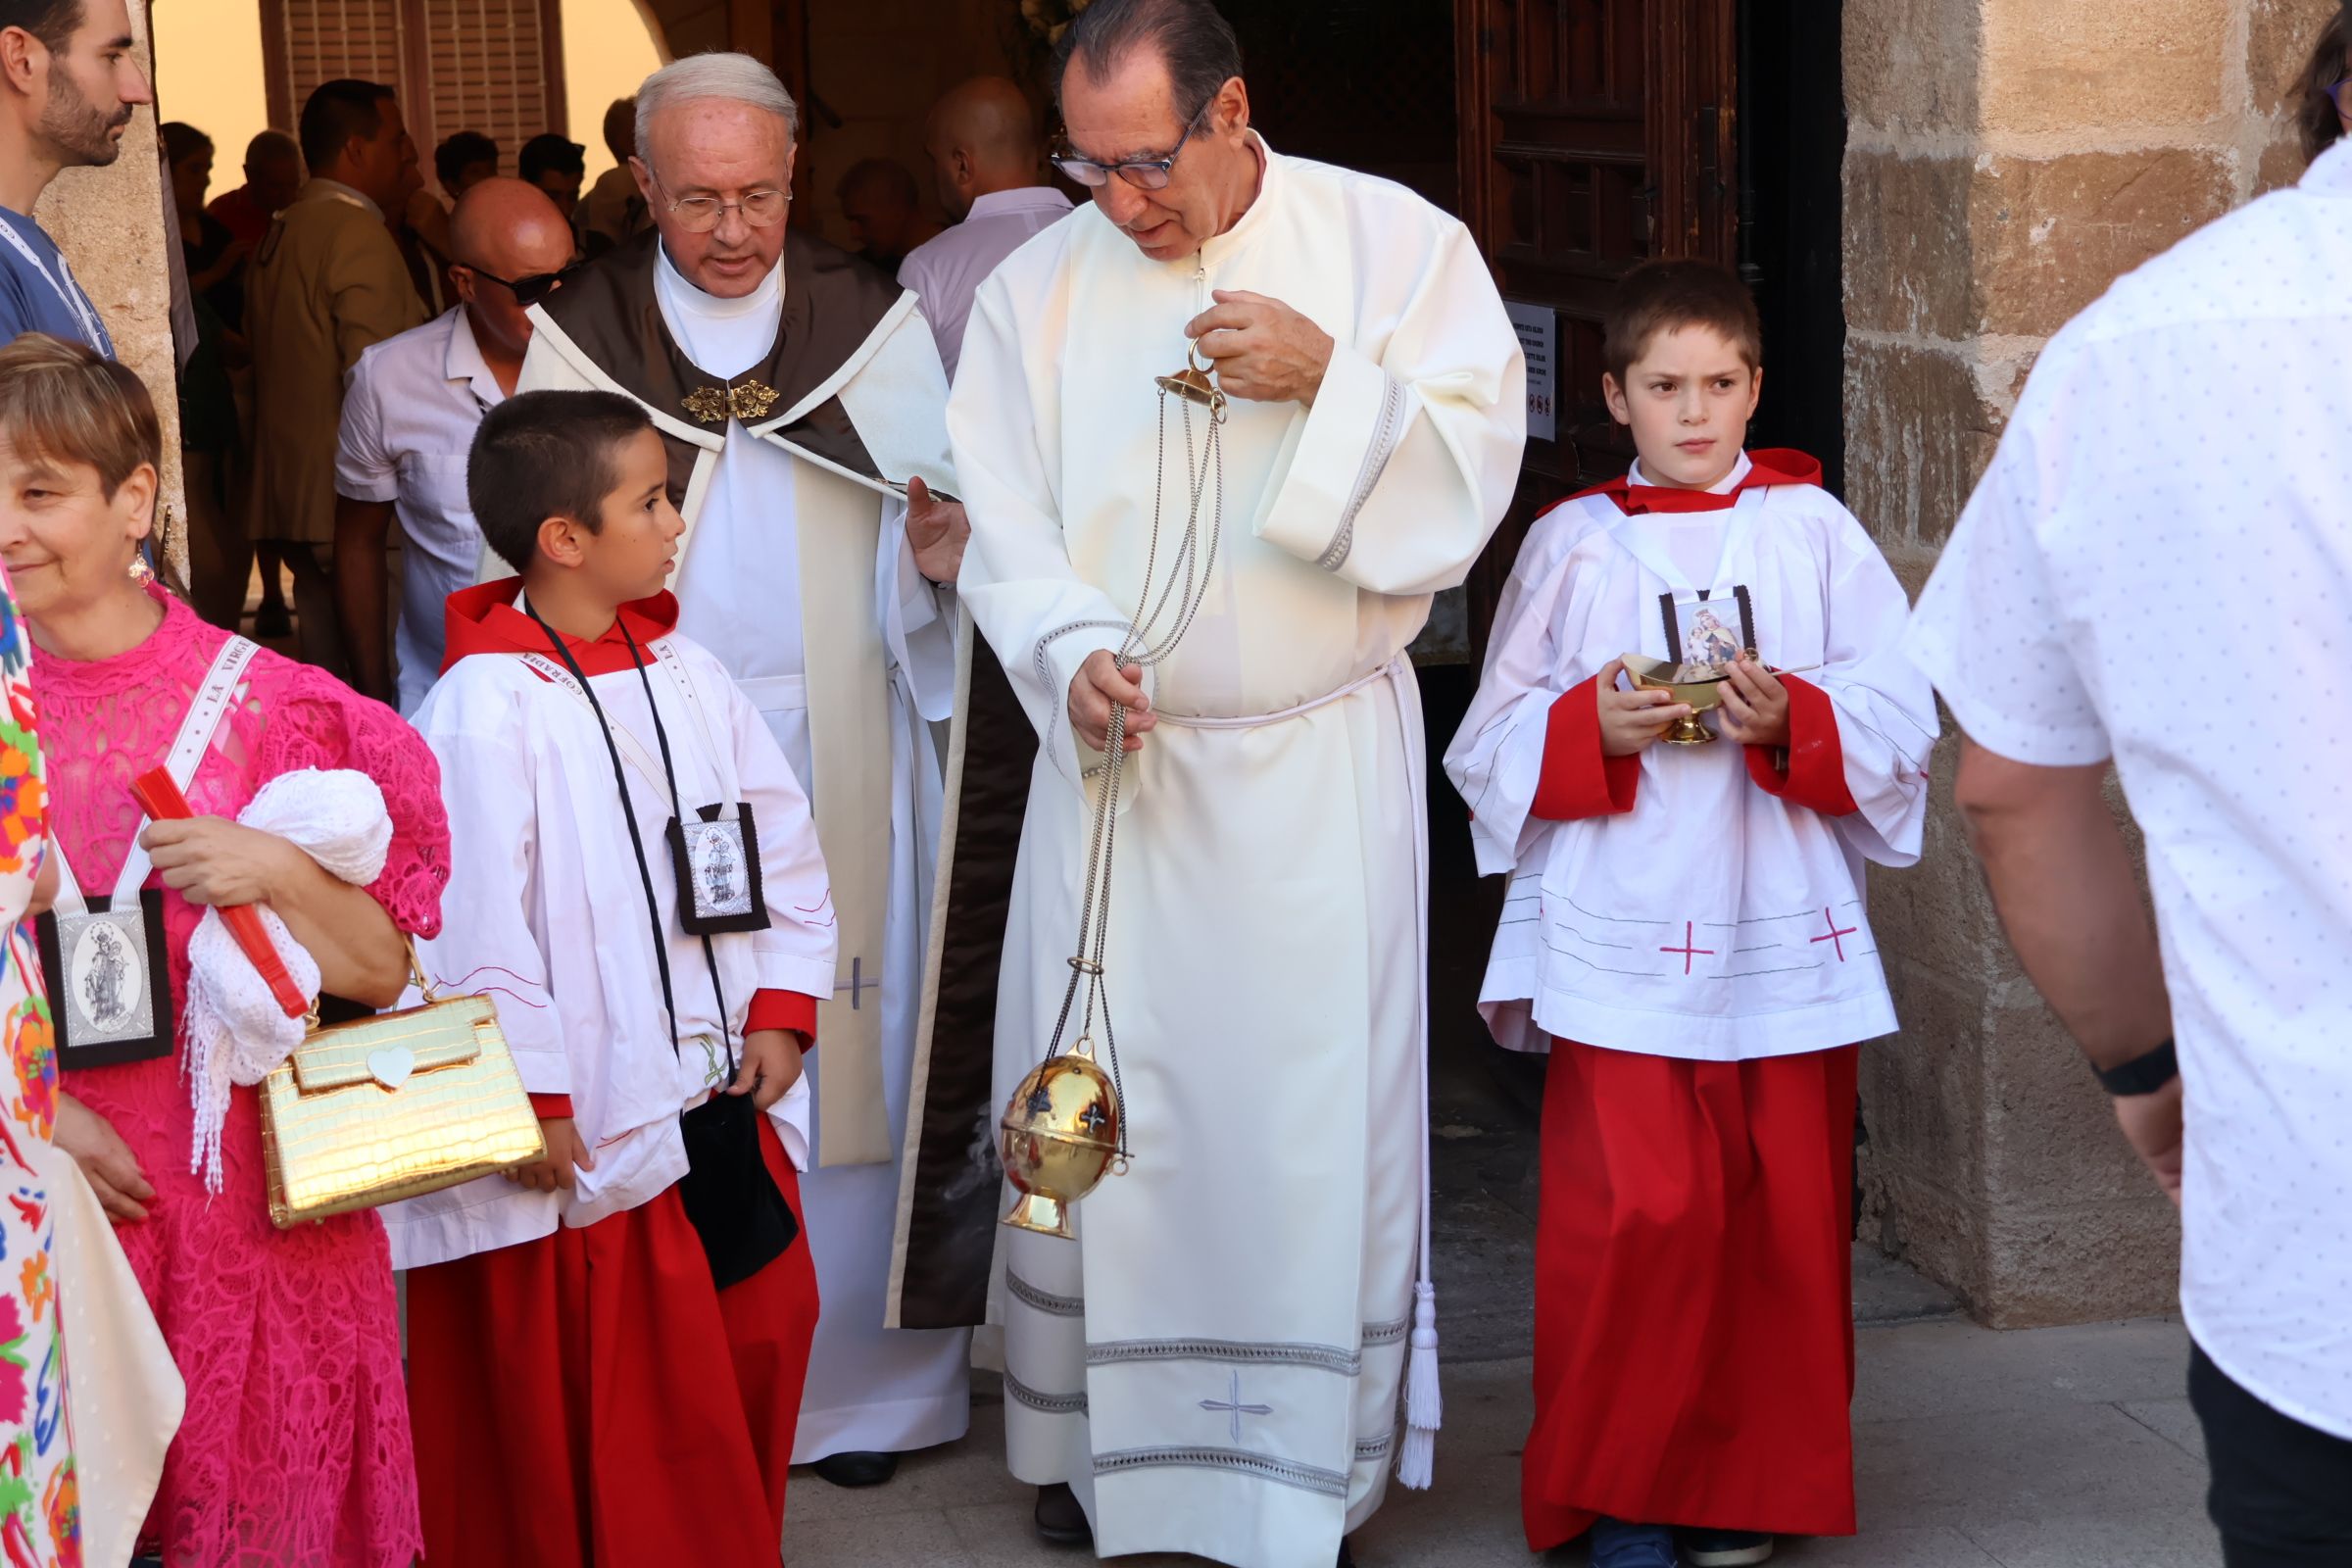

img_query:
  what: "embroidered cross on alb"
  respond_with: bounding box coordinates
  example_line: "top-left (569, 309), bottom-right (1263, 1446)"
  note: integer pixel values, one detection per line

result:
top-left (1810, 907), bottom-right (1859, 962)
top-left (1661, 921), bottom-right (1715, 976)
top-left (1200, 1371), bottom-right (1272, 1442)
top-left (835, 956), bottom-right (879, 1009)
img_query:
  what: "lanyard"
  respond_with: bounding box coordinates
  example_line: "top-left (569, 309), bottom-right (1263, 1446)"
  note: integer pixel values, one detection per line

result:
top-left (1604, 484), bottom-right (1766, 601)
top-left (0, 215), bottom-right (108, 355)
top-left (523, 606), bottom-right (737, 1072)
top-left (54, 636), bottom-right (258, 914)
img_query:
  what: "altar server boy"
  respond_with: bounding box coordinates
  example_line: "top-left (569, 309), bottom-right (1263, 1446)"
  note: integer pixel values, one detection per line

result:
top-left (388, 389), bottom-right (837, 1565)
top-left (1446, 262), bottom-right (1937, 1568)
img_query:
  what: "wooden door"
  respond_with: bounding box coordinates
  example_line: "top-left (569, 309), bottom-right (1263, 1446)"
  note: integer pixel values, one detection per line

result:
top-left (1455, 0), bottom-right (1738, 652)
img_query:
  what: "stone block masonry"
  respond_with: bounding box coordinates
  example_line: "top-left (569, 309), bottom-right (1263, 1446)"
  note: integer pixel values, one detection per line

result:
top-left (1843, 0), bottom-right (2334, 1326)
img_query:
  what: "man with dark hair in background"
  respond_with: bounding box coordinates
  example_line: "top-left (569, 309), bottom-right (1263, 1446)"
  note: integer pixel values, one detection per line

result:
top-left (836, 155), bottom-right (935, 273)
top-left (0, 0), bottom-right (150, 352)
top-left (245, 76), bottom-right (425, 672)
top-left (433, 128), bottom-right (498, 198)
top-left (517, 129), bottom-right (585, 221)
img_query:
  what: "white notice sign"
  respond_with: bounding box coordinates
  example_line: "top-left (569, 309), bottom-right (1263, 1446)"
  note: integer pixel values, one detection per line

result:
top-left (1504, 300), bottom-right (1557, 444)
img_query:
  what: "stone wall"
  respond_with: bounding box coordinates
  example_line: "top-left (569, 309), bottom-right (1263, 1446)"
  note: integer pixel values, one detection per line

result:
top-left (36, 0), bottom-right (185, 580)
top-left (1844, 0), bottom-right (2332, 1326)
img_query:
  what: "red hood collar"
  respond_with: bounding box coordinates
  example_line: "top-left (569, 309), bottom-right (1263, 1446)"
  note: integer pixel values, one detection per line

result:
top-left (441, 577), bottom-right (681, 677)
top-left (1573, 448), bottom-right (1823, 515)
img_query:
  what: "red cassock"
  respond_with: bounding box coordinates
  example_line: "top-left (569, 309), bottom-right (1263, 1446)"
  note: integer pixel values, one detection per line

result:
top-left (1518, 566), bottom-right (1862, 1549)
top-left (406, 1115), bottom-right (820, 1565)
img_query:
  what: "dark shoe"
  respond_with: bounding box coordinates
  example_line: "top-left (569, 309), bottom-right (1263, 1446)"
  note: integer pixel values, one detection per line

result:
top-left (1336, 1538), bottom-right (1355, 1567)
top-left (252, 600), bottom-right (292, 639)
top-left (1034, 1482), bottom-right (1092, 1546)
top-left (1680, 1531), bottom-right (1772, 1567)
top-left (809, 1449), bottom-right (899, 1489)
top-left (1590, 1518), bottom-right (1679, 1568)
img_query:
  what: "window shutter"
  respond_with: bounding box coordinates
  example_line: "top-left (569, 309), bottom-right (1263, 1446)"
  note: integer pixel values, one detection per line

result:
top-left (260, 0), bottom-right (566, 179)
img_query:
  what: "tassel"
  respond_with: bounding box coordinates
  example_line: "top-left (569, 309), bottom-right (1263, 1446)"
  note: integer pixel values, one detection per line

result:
top-left (1395, 1278), bottom-right (1441, 1489)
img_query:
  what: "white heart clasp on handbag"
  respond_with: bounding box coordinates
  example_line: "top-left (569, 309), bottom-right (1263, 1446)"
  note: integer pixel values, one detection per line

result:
top-left (368, 1046), bottom-right (416, 1091)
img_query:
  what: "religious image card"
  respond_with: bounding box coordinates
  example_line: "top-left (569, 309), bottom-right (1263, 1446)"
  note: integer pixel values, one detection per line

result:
top-left (1660, 585), bottom-right (1757, 673)
top-left (36, 888), bottom-right (176, 1068)
top-left (668, 803), bottom-right (770, 936)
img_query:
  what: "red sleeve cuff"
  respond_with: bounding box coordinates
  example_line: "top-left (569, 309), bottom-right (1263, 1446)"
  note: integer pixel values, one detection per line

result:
top-left (1743, 674), bottom-right (1859, 816)
top-left (747, 989), bottom-right (819, 1047)
top-left (1530, 674), bottom-right (1642, 821)
top-left (527, 1093), bottom-right (574, 1119)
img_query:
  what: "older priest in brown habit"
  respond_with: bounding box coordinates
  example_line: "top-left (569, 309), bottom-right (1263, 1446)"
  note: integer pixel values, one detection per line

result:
top-left (504, 51), bottom-right (976, 1485)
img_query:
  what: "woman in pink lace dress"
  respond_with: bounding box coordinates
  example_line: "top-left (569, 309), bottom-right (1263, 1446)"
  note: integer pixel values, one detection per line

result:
top-left (0, 337), bottom-right (448, 1564)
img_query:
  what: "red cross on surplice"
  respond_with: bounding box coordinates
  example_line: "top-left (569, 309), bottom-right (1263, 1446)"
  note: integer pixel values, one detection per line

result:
top-left (1661, 921), bottom-right (1715, 976)
top-left (1810, 907), bottom-right (1860, 961)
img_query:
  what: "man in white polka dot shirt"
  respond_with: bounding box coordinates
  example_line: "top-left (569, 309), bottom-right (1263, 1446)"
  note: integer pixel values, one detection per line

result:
top-left (1907, 139), bottom-right (2352, 1568)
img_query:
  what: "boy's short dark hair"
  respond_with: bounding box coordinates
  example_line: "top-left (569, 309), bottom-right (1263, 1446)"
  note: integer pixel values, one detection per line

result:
top-left (467, 390), bottom-right (654, 574)
top-left (1600, 260), bottom-right (1764, 385)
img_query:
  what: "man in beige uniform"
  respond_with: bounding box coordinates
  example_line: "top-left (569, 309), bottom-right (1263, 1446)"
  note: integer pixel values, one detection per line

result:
top-left (246, 75), bottom-right (424, 672)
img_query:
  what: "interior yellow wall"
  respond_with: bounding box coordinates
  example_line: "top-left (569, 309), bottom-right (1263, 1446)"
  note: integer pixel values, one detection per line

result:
top-left (148, 0), bottom-right (661, 191)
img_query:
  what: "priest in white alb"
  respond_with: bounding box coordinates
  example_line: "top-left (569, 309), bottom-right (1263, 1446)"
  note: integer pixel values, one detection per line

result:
top-left (939, 2), bottom-right (1525, 1561)
top-left (502, 53), bottom-right (975, 1487)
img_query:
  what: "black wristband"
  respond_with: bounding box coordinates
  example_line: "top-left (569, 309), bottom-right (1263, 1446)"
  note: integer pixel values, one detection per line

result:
top-left (2094, 1038), bottom-right (2179, 1097)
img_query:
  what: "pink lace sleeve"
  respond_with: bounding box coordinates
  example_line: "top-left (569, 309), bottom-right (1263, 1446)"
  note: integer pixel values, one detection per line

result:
top-left (250, 666), bottom-right (451, 938)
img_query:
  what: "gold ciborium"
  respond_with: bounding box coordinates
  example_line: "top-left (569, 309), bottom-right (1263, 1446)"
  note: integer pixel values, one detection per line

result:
top-left (999, 1042), bottom-right (1123, 1239)
top-left (1625, 652), bottom-right (1750, 746)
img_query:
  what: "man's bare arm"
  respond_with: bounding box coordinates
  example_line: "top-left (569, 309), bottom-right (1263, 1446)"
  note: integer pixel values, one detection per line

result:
top-left (1955, 737), bottom-right (2182, 1202)
top-left (1953, 739), bottom-right (2171, 1067)
top-left (333, 496), bottom-right (398, 706)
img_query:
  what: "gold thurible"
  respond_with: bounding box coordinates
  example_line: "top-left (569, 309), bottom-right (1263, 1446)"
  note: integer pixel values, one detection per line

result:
top-left (998, 330), bottom-right (1227, 1238)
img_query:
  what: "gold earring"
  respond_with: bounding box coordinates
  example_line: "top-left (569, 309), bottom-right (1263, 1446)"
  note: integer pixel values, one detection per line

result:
top-left (127, 553), bottom-right (154, 586)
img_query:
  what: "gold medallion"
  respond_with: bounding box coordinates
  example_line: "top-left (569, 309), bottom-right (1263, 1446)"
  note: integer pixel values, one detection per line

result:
top-left (728, 379), bottom-right (781, 421)
top-left (681, 385), bottom-right (730, 424)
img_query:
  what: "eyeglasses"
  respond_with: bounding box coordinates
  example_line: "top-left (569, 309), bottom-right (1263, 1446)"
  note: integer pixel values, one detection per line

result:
top-left (648, 170), bottom-right (790, 232)
top-left (456, 266), bottom-right (564, 306)
top-left (1051, 96), bottom-right (1215, 191)
top-left (2328, 75), bottom-right (2352, 116)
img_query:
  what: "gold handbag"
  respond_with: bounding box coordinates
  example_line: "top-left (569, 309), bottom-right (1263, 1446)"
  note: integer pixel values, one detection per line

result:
top-left (259, 946), bottom-right (546, 1229)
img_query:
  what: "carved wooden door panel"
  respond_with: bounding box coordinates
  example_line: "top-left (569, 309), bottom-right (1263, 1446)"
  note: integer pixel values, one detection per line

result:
top-left (1456, 0), bottom-right (1738, 652)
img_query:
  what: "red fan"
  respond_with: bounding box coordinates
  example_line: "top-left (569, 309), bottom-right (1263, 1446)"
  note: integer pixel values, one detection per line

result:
top-left (129, 767), bottom-right (310, 1020)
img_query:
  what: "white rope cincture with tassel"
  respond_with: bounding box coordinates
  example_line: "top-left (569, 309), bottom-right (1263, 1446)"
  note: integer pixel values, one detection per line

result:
top-left (183, 768), bottom-right (392, 1193)
top-left (1396, 732), bottom-right (1441, 1491)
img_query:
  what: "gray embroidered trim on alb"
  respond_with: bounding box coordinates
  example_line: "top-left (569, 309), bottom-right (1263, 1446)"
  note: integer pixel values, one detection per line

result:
top-left (1004, 1370), bottom-right (1089, 1416)
top-left (1088, 1337), bottom-right (1361, 1377)
top-left (1316, 372), bottom-right (1409, 572)
top-left (1095, 1446), bottom-right (1350, 1499)
top-left (1031, 618), bottom-right (1139, 773)
top-left (1354, 1431), bottom-right (1396, 1463)
top-left (1006, 1271), bottom-right (1086, 1318)
top-left (1361, 1315), bottom-right (1409, 1348)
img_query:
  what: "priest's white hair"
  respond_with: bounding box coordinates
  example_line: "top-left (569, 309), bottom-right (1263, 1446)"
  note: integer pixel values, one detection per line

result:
top-left (635, 52), bottom-right (799, 160)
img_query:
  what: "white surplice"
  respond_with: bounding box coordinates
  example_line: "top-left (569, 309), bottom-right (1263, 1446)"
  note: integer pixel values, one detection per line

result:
top-left (1445, 462), bottom-right (1937, 1060)
top-left (950, 138), bottom-right (1523, 1567)
top-left (633, 249), bottom-right (972, 1460)
top-left (383, 620), bottom-right (837, 1269)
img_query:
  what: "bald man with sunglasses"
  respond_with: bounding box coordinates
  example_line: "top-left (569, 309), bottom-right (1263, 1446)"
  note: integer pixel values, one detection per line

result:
top-left (332, 175), bottom-right (575, 711)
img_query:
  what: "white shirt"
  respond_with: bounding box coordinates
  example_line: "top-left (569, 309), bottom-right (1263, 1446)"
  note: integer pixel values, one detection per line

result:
top-left (335, 307), bottom-right (504, 713)
top-left (1905, 140), bottom-right (2352, 1442)
top-left (898, 185), bottom-right (1073, 378)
